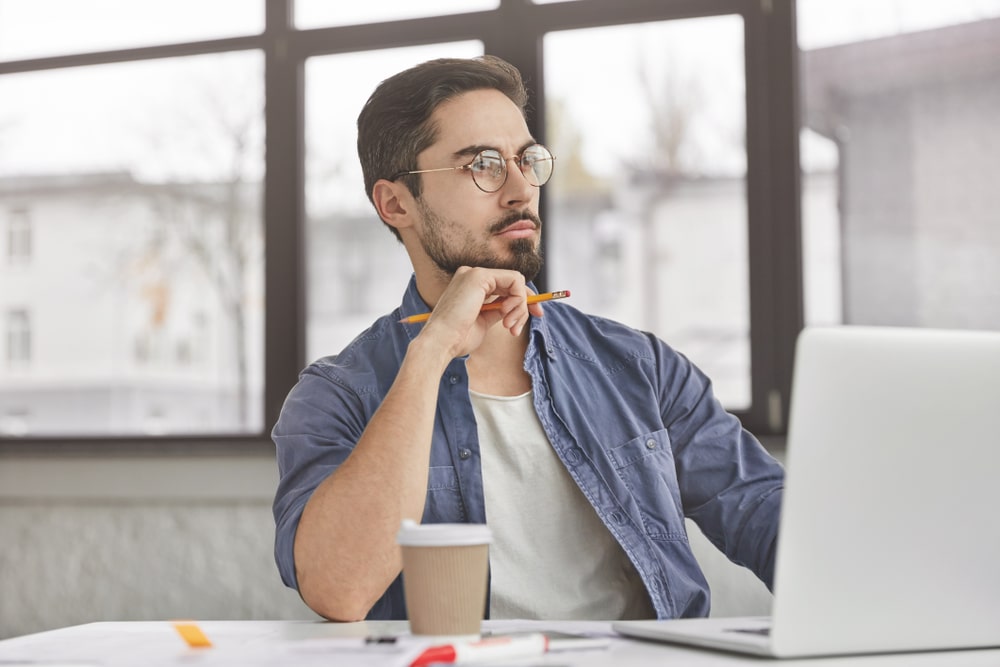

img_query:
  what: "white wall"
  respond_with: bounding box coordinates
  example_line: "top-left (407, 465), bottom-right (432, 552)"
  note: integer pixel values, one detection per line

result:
top-left (0, 452), bottom-right (320, 640)
top-left (0, 446), bottom-right (776, 640)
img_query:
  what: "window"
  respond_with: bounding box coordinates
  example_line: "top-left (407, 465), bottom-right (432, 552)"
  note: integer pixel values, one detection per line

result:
top-left (799, 0), bottom-right (1000, 331)
top-left (0, 0), bottom-right (263, 60)
top-left (1, 1), bottom-right (801, 445)
top-left (0, 18), bottom-right (264, 438)
top-left (5, 308), bottom-right (30, 365)
top-left (6, 208), bottom-right (31, 264)
top-left (545, 16), bottom-right (751, 409)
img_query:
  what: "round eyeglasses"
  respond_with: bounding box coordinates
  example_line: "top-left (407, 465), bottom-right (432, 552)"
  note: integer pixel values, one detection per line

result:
top-left (391, 143), bottom-right (556, 193)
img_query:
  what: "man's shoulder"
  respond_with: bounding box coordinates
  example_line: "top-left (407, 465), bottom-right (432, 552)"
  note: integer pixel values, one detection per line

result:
top-left (544, 303), bottom-right (670, 359)
top-left (304, 314), bottom-right (408, 386)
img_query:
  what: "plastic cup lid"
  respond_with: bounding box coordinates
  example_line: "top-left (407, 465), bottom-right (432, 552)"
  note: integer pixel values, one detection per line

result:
top-left (396, 519), bottom-right (492, 546)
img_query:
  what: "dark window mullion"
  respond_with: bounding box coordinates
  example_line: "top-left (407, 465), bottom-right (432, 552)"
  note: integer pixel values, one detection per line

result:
top-left (743, 0), bottom-right (802, 435)
top-left (264, 0), bottom-right (307, 430)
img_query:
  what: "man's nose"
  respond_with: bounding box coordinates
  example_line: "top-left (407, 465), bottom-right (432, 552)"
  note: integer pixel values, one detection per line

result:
top-left (500, 157), bottom-right (536, 205)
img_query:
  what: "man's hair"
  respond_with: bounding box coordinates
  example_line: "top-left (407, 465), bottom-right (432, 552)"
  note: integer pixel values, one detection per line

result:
top-left (357, 55), bottom-right (529, 241)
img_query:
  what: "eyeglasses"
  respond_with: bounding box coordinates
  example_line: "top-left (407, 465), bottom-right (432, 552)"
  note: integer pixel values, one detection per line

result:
top-left (391, 143), bottom-right (556, 193)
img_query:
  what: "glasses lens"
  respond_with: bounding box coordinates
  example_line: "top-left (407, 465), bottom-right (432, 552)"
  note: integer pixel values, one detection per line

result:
top-left (469, 150), bottom-right (506, 192)
top-left (520, 144), bottom-right (554, 187)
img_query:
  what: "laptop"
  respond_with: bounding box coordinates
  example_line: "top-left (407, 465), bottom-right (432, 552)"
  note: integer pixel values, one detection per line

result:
top-left (614, 326), bottom-right (1000, 658)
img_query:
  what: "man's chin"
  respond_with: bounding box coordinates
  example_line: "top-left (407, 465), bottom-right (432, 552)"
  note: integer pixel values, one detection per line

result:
top-left (508, 242), bottom-right (543, 282)
top-left (431, 240), bottom-right (542, 282)
top-left (508, 258), bottom-right (542, 283)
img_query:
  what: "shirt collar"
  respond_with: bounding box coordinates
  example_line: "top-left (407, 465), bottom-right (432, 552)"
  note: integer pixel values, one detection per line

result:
top-left (399, 274), bottom-right (429, 320)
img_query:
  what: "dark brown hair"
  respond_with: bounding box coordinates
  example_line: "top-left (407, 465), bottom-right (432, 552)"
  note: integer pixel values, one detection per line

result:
top-left (357, 55), bottom-right (529, 241)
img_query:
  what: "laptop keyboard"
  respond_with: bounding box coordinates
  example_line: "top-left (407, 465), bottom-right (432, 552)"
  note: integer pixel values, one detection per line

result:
top-left (726, 627), bottom-right (772, 636)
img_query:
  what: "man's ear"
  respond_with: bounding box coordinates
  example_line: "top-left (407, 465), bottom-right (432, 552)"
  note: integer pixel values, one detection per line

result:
top-left (372, 179), bottom-right (414, 233)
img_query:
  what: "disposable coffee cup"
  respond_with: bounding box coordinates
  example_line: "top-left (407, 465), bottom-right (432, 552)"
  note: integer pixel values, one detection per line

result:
top-left (396, 520), bottom-right (492, 638)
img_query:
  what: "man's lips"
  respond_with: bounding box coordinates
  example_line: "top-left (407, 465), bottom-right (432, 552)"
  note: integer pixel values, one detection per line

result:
top-left (494, 220), bottom-right (537, 238)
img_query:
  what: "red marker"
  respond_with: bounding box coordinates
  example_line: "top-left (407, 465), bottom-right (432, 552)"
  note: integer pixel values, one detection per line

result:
top-left (410, 633), bottom-right (548, 667)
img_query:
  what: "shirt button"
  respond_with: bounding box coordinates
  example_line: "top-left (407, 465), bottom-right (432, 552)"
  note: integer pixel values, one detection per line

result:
top-left (645, 438), bottom-right (657, 450)
top-left (449, 375), bottom-right (459, 385)
top-left (565, 447), bottom-right (582, 466)
top-left (458, 448), bottom-right (472, 460)
top-left (611, 511), bottom-right (625, 525)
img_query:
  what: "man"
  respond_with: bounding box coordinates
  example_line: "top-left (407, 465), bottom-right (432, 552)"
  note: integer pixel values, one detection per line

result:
top-left (272, 55), bottom-right (783, 623)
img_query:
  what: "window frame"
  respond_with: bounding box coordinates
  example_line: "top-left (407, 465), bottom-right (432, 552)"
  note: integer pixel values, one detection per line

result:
top-left (0, 0), bottom-right (801, 452)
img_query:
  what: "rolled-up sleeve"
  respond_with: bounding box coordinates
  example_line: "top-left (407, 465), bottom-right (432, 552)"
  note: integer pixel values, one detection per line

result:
top-left (271, 366), bottom-right (367, 590)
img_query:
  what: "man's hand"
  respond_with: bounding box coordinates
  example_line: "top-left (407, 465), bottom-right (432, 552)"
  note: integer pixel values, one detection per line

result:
top-left (420, 266), bottom-right (545, 359)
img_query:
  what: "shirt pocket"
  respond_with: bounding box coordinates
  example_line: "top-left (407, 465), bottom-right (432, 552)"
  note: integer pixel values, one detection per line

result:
top-left (422, 465), bottom-right (467, 523)
top-left (609, 429), bottom-right (687, 541)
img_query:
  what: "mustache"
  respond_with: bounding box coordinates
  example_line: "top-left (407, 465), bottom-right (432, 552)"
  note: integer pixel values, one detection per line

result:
top-left (488, 210), bottom-right (542, 234)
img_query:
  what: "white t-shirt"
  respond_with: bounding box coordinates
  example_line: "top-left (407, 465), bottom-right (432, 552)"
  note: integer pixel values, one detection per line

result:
top-left (470, 389), bottom-right (654, 620)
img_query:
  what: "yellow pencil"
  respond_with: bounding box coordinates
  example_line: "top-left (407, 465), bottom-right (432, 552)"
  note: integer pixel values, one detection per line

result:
top-left (399, 290), bottom-right (571, 324)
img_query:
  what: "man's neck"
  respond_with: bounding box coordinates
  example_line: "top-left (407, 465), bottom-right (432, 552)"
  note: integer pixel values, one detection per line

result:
top-left (466, 324), bottom-right (532, 396)
top-left (410, 259), bottom-right (455, 309)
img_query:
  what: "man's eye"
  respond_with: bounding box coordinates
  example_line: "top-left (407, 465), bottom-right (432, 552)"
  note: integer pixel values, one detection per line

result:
top-left (520, 147), bottom-right (546, 167)
top-left (471, 153), bottom-right (504, 176)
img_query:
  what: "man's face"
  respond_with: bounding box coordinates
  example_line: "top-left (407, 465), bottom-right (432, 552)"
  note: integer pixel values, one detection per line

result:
top-left (409, 88), bottom-right (543, 282)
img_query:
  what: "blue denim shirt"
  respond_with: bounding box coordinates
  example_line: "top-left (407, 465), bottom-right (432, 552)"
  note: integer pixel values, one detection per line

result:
top-left (273, 277), bottom-right (783, 620)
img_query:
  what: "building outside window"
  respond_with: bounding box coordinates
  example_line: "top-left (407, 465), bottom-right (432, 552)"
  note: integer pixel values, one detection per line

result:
top-left (0, 53), bottom-right (265, 437)
top-left (544, 16), bottom-right (752, 409)
top-left (798, 0), bottom-right (1000, 331)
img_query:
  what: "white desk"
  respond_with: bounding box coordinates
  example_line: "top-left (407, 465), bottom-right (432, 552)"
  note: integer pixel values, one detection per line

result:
top-left (1, 619), bottom-right (998, 666)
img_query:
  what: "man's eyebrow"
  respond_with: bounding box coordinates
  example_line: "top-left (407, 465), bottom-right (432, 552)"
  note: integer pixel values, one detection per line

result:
top-left (451, 145), bottom-right (491, 159)
top-left (451, 140), bottom-right (538, 159)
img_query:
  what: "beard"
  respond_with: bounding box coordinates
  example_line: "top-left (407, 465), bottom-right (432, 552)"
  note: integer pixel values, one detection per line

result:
top-left (415, 200), bottom-right (544, 282)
